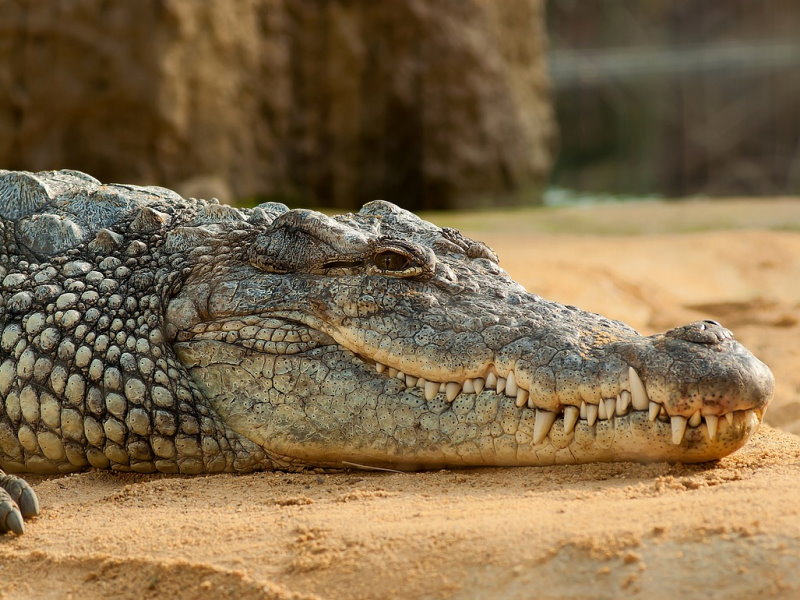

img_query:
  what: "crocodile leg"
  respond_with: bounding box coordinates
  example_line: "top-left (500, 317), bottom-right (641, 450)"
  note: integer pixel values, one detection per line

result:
top-left (0, 471), bottom-right (40, 535)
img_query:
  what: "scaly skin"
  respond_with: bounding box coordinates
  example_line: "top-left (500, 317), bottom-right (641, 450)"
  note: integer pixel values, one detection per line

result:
top-left (0, 170), bottom-right (774, 534)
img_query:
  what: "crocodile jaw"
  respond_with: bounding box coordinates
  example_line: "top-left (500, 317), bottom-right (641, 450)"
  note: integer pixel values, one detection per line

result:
top-left (175, 323), bottom-right (772, 468)
top-left (166, 199), bottom-right (773, 469)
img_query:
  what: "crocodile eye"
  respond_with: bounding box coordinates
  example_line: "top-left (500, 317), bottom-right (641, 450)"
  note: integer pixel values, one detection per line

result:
top-left (372, 250), bottom-right (411, 272)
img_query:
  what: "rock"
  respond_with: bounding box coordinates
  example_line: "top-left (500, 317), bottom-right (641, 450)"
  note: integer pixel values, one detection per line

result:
top-left (0, 0), bottom-right (554, 209)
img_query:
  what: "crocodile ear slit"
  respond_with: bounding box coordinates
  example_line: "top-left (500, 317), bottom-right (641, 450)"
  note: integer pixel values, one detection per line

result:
top-left (322, 259), bottom-right (365, 270)
top-left (249, 258), bottom-right (291, 274)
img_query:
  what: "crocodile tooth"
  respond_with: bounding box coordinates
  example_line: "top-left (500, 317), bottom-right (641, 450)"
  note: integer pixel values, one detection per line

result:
top-left (516, 388), bottom-right (529, 408)
top-left (439, 382), bottom-right (447, 393)
top-left (445, 382), bottom-right (462, 402)
top-left (374, 363), bottom-right (386, 374)
top-left (598, 398), bottom-right (607, 420)
top-left (688, 410), bottom-right (701, 427)
top-left (725, 412), bottom-right (734, 425)
top-left (388, 367), bottom-right (398, 378)
top-left (607, 398), bottom-right (617, 418)
top-left (586, 404), bottom-right (598, 426)
top-left (417, 377), bottom-right (427, 389)
top-left (604, 398), bottom-right (616, 419)
top-left (629, 366), bottom-right (649, 410)
top-left (671, 415), bottom-right (688, 444)
top-left (533, 410), bottom-right (557, 444)
top-left (505, 371), bottom-right (518, 397)
top-left (396, 370), bottom-right (406, 381)
top-left (580, 401), bottom-right (587, 420)
top-left (424, 381), bottom-right (439, 401)
top-left (617, 391), bottom-right (631, 414)
top-left (405, 375), bottom-right (418, 388)
top-left (705, 415), bottom-right (719, 440)
top-left (486, 372), bottom-right (497, 389)
top-left (473, 378), bottom-right (485, 395)
top-left (648, 401), bottom-right (660, 421)
top-left (564, 406), bottom-right (579, 433)
top-left (496, 377), bottom-right (506, 395)
top-left (463, 379), bottom-right (475, 394)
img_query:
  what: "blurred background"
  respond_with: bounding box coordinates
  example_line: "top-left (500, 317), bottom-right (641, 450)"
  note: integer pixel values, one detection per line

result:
top-left (0, 0), bottom-right (554, 210)
top-left (549, 0), bottom-right (800, 199)
top-left (2, 0), bottom-right (798, 206)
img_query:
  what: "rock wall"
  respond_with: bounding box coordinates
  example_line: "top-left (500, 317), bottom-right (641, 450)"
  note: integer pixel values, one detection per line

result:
top-left (0, 0), bottom-right (554, 209)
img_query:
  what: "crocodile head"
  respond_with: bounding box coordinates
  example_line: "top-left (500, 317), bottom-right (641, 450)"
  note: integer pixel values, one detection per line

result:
top-left (0, 170), bottom-right (774, 473)
top-left (168, 200), bottom-right (774, 469)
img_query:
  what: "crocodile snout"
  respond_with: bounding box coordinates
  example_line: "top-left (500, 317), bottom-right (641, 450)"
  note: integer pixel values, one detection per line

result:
top-left (608, 318), bottom-right (774, 443)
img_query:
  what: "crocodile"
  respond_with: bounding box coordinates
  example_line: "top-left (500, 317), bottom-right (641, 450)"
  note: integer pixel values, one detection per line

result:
top-left (0, 170), bottom-right (773, 534)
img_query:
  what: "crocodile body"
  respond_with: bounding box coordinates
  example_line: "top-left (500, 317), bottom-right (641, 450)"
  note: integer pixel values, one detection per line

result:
top-left (0, 170), bottom-right (774, 533)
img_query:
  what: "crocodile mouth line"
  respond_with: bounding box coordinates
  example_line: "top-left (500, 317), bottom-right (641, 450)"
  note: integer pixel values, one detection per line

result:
top-left (370, 359), bottom-right (763, 446)
top-left (177, 316), bottom-right (763, 448)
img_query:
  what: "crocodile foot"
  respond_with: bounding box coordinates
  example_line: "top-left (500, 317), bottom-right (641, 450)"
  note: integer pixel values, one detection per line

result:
top-left (0, 472), bottom-right (40, 535)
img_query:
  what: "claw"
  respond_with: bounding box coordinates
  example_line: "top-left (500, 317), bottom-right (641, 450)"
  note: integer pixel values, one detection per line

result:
top-left (0, 490), bottom-right (24, 535)
top-left (0, 473), bottom-right (40, 535)
top-left (3, 506), bottom-right (24, 535)
top-left (16, 486), bottom-right (40, 518)
top-left (0, 474), bottom-right (40, 518)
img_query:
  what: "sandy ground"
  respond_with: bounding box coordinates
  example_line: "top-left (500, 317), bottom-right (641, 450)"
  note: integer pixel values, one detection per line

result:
top-left (2, 199), bottom-right (800, 599)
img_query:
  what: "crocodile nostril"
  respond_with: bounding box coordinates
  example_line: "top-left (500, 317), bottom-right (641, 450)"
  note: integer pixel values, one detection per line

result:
top-left (665, 320), bottom-right (733, 344)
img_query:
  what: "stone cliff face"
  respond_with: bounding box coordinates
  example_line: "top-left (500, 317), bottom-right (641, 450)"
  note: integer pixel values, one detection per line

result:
top-left (0, 0), bottom-right (554, 209)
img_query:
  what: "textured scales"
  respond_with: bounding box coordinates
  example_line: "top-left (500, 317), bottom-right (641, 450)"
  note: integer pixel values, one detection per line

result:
top-left (0, 170), bottom-right (774, 534)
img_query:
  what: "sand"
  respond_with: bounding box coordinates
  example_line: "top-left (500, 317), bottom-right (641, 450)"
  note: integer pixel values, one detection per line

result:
top-left (2, 200), bottom-right (800, 599)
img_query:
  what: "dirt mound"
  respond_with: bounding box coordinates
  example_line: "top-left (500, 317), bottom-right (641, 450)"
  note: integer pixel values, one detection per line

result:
top-left (0, 554), bottom-right (310, 600)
